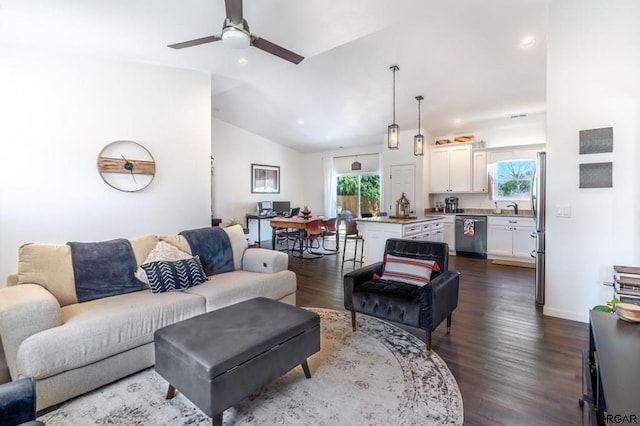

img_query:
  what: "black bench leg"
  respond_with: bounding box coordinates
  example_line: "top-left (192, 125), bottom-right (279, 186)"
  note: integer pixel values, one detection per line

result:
top-left (426, 330), bottom-right (432, 357)
top-left (213, 412), bottom-right (223, 426)
top-left (166, 384), bottom-right (176, 399)
top-left (301, 359), bottom-right (312, 378)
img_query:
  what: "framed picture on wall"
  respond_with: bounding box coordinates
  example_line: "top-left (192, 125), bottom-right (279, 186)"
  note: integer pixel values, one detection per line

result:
top-left (251, 164), bottom-right (280, 193)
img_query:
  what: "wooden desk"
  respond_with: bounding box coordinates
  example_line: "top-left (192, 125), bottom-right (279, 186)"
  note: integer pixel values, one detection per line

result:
top-left (269, 217), bottom-right (338, 258)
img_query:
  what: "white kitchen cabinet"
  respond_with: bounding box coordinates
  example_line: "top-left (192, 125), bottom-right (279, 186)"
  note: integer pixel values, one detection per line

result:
top-left (487, 216), bottom-right (535, 262)
top-left (429, 144), bottom-right (472, 193)
top-left (472, 151), bottom-right (487, 193)
top-left (443, 215), bottom-right (455, 253)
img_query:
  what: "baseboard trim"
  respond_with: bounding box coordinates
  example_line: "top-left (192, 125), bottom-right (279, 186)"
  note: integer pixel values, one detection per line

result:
top-left (543, 306), bottom-right (589, 323)
top-left (490, 259), bottom-right (535, 269)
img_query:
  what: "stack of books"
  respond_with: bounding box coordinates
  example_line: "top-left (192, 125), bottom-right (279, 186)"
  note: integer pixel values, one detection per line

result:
top-left (614, 265), bottom-right (640, 303)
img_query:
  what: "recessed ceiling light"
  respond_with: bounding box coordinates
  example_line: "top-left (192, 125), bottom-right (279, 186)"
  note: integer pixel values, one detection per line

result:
top-left (520, 36), bottom-right (535, 48)
top-left (454, 119), bottom-right (461, 124)
top-left (297, 119), bottom-right (304, 125)
top-left (238, 58), bottom-right (248, 65)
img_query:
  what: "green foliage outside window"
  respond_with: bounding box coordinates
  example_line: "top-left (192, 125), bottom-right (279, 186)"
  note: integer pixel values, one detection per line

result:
top-left (494, 160), bottom-right (534, 199)
top-left (337, 175), bottom-right (380, 198)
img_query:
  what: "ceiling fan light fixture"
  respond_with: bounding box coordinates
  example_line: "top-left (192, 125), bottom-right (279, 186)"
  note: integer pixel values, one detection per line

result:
top-left (414, 95), bottom-right (424, 156)
top-left (388, 65), bottom-right (400, 150)
top-left (222, 27), bottom-right (250, 49)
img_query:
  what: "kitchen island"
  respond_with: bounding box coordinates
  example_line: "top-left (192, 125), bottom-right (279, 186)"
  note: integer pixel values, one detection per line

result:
top-left (356, 216), bottom-right (445, 264)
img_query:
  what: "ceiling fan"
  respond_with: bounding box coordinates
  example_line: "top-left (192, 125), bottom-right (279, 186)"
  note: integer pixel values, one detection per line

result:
top-left (168, 0), bottom-right (304, 64)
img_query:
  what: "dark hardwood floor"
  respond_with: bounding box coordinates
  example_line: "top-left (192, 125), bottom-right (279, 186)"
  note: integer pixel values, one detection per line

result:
top-left (284, 241), bottom-right (589, 426)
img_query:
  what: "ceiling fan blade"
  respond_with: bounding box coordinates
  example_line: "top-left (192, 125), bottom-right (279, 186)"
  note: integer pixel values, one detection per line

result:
top-left (168, 35), bottom-right (221, 49)
top-left (251, 36), bottom-right (304, 64)
top-left (225, 0), bottom-right (243, 24)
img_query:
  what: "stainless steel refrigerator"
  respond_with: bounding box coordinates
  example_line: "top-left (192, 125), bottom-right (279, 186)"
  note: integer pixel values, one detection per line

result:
top-left (531, 151), bottom-right (546, 305)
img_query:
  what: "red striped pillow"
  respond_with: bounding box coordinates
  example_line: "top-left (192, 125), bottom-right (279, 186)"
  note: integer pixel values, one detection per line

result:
top-left (380, 254), bottom-right (441, 286)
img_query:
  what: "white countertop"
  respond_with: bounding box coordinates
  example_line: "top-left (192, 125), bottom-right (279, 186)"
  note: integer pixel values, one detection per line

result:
top-left (356, 216), bottom-right (445, 225)
top-left (426, 212), bottom-right (533, 218)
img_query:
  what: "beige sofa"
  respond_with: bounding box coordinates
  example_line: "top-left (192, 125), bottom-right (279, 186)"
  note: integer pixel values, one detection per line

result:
top-left (0, 225), bottom-right (296, 410)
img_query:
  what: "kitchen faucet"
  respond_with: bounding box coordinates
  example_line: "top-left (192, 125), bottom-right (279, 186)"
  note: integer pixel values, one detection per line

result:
top-left (506, 202), bottom-right (519, 215)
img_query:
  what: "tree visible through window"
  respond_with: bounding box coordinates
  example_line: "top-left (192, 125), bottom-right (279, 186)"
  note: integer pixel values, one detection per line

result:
top-left (337, 174), bottom-right (380, 216)
top-left (491, 159), bottom-right (535, 200)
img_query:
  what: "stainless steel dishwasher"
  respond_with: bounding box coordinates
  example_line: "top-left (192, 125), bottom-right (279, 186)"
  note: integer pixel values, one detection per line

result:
top-left (455, 215), bottom-right (487, 258)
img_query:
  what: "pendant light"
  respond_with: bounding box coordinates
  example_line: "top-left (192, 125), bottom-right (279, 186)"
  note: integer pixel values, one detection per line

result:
top-left (388, 65), bottom-right (400, 150)
top-left (414, 95), bottom-right (424, 156)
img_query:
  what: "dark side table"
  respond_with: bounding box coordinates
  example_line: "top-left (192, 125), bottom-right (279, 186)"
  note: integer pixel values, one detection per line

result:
top-left (581, 310), bottom-right (640, 425)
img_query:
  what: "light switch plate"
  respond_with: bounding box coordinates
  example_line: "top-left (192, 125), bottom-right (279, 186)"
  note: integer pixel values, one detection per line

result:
top-left (556, 204), bottom-right (571, 218)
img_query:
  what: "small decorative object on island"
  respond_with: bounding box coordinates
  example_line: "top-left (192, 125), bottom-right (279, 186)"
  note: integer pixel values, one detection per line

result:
top-left (395, 193), bottom-right (411, 217)
top-left (301, 206), bottom-right (311, 219)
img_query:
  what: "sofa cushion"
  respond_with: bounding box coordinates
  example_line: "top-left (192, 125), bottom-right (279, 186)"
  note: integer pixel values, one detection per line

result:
top-left (16, 290), bottom-right (205, 380)
top-left (17, 243), bottom-right (77, 307)
top-left (159, 235), bottom-right (192, 255)
top-left (142, 257), bottom-right (208, 293)
top-left (179, 227), bottom-right (234, 276)
top-left (222, 224), bottom-right (248, 270)
top-left (135, 241), bottom-right (193, 286)
top-left (68, 239), bottom-right (142, 303)
top-left (185, 269), bottom-right (296, 311)
top-left (381, 254), bottom-right (440, 286)
top-left (128, 234), bottom-right (159, 267)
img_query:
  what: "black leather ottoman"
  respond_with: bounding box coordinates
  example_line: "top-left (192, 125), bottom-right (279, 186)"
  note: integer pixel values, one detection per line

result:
top-left (154, 297), bottom-right (320, 426)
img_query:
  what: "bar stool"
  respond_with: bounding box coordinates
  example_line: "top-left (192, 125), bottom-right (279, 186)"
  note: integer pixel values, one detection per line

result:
top-left (341, 211), bottom-right (364, 269)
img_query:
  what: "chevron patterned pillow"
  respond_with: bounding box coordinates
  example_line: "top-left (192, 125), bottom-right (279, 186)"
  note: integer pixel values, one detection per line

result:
top-left (141, 256), bottom-right (208, 294)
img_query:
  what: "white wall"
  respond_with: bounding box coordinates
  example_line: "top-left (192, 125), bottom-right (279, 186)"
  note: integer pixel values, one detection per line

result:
top-left (0, 48), bottom-right (212, 283)
top-left (545, 0), bottom-right (640, 322)
top-left (211, 118), bottom-right (304, 243)
top-left (434, 112), bottom-right (546, 149)
top-left (382, 128), bottom-right (429, 215)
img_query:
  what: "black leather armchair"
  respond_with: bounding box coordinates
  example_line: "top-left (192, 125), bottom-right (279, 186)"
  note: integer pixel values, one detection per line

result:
top-left (344, 239), bottom-right (460, 356)
top-left (0, 377), bottom-right (45, 426)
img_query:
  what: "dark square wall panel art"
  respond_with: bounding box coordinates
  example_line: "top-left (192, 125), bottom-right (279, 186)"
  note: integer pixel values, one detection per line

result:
top-left (579, 127), bottom-right (613, 154)
top-left (579, 162), bottom-right (613, 188)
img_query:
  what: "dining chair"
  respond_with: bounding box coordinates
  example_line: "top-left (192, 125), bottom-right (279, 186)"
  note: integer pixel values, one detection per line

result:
top-left (304, 218), bottom-right (325, 254)
top-left (341, 211), bottom-right (364, 269)
top-left (321, 217), bottom-right (339, 253)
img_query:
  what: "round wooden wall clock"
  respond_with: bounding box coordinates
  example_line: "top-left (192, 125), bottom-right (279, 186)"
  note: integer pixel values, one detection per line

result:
top-left (97, 141), bottom-right (156, 192)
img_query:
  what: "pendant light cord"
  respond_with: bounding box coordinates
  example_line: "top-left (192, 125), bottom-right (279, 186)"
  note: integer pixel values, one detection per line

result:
top-left (392, 68), bottom-right (396, 124)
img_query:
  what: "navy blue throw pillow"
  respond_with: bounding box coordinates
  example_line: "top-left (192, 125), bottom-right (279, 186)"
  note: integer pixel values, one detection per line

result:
top-left (141, 256), bottom-right (208, 294)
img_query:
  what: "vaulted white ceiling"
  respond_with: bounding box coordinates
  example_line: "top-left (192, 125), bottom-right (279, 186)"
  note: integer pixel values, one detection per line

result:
top-left (0, 0), bottom-right (547, 152)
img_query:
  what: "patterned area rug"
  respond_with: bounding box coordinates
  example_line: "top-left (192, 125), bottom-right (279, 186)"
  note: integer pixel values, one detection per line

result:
top-left (39, 308), bottom-right (463, 425)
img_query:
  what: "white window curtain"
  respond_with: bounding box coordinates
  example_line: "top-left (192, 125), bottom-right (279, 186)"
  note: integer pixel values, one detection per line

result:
top-left (323, 156), bottom-right (337, 218)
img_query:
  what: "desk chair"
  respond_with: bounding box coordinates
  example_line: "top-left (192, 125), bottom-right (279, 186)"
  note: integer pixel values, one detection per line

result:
top-left (288, 207), bottom-right (301, 218)
top-left (341, 211), bottom-right (364, 269)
